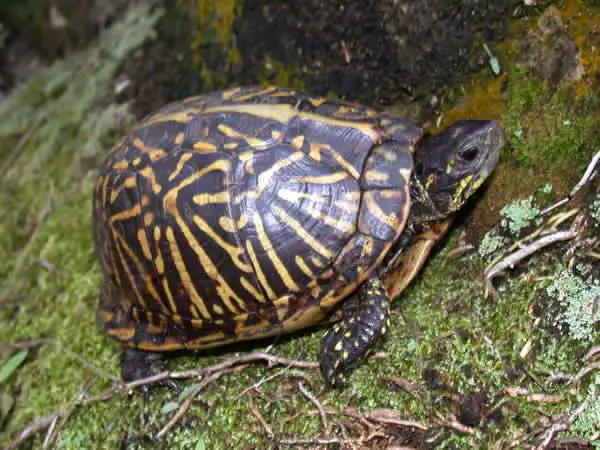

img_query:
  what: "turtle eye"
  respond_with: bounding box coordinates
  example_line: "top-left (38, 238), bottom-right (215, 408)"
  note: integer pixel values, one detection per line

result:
top-left (459, 146), bottom-right (479, 162)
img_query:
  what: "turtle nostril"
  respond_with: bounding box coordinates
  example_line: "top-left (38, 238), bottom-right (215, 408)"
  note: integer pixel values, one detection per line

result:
top-left (460, 147), bottom-right (479, 162)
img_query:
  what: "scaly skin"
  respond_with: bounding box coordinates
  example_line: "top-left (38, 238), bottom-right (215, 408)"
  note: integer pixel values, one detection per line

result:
top-left (319, 277), bottom-right (390, 388)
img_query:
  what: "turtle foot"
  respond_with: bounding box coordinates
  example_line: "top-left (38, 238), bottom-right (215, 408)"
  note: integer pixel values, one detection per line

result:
top-left (319, 278), bottom-right (390, 389)
top-left (121, 348), bottom-right (180, 401)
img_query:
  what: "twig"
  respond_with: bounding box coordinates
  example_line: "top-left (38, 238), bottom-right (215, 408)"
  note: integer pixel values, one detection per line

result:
top-left (36, 257), bottom-right (67, 275)
top-left (247, 393), bottom-right (273, 436)
top-left (42, 379), bottom-right (94, 448)
top-left (55, 343), bottom-right (120, 382)
top-left (485, 231), bottom-right (578, 297)
top-left (9, 351), bottom-right (319, 446)
top-left (7, 412), bottom-right (66, 449)
top-left (546, 361), bottom-right (600, 387)
top-left (379, 377), bottom-right (422, 400)
top-left (0, 113), bottom-right (44, 181)
top-left (8, 337), bottom-right (53, 349)
top-left (298, 382), bottom-right (330, 435)
top-left (279, 435), bottom-right (384, 446)
top-left (584, 346), bottom-right (600, 361)
top-left (505, 387), bottom-right (563, 404)
top-left (536, 396), bottom-right (590, 449)
top-left (41, 416), bottom-right (58, 449)
top-left (235, 362), bottom-right (296, 399)
top-left (434, 415), bottom-right (476, 435)
top-left (443, 245), bottom-right (475, 263)
top-left (363, 409), bottom-right (429, 432)
top-left (540, 150), bottom-right (600, 216)
top-left (155, 365), bottom-right (246, 439)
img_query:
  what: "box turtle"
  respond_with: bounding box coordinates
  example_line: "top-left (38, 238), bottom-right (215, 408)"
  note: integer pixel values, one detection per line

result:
top-left (92, 86), bottom-right (504, 389)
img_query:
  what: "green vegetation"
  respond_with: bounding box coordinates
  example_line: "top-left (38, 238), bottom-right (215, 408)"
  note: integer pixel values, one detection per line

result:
top-left (478, 230), bottom-right (507, 260)
top-left (570, 373), bottom-right (600, 447)
top-left (546, 268), bottom-right (600, 342)
top-left (0, 0), bottom-right (599, 448)
top-left (591, 194), bottom-right (600, 222)
top-left (499, 196), bottom-right (542, 236)
top-left (502, 69), bottom-right (598, 179)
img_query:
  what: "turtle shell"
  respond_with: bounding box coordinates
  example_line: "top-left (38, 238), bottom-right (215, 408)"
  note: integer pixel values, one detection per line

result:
top-left (93, 86), bottom-right (423, 351)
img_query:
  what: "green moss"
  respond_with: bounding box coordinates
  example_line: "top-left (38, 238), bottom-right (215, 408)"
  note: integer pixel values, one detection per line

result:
top-left (501, 68), bottom-right (599, 181)
top-left (1, 2), bottom-right (599, 447)
top-left (546, 268), bottom-right (600, 342)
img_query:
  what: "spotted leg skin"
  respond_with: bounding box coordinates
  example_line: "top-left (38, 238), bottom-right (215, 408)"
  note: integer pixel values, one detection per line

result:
top-left (319, 277), bottom-right (391, 388)
top-left (121, 348), bottom-right (180, 401)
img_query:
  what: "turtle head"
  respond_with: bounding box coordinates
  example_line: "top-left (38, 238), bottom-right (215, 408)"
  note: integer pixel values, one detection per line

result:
top-left (412, 120), bottom-right (504, 220)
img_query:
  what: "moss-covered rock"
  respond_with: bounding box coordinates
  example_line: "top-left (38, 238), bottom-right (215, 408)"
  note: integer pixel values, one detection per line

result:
top-left (0, 0), bottom-right (599, 448)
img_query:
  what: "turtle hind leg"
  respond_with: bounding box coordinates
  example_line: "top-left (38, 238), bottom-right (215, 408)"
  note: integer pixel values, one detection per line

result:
top-left (121, 348), bottom-right (180, 400)
top-left (319, 277), bottom-right (391, 388)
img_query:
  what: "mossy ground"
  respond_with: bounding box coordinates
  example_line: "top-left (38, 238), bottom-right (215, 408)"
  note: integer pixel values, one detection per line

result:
top-left (0, 0), bottom-right (599, 448)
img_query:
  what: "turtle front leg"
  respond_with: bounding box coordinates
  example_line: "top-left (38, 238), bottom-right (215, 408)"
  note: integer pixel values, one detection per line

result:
top-left (319, 277), bottom-right (391, 388)
top-left (121, 348), bottom-right (180, 401)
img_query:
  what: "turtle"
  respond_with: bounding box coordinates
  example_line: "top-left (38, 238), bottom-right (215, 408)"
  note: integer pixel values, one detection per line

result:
top-left (92, 85), bottom-right (504, 389)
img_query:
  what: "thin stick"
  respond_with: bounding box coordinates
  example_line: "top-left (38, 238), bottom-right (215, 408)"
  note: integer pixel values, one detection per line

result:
top-left (247, 393), bottom-right (273, 436)
top-left (43, 380), bottom-right (94, 448)
top-left (536, 397), bottom-right (591, 449)
top-left (435, 418), bottom-right (476, 435)
top-left (55, 343), bottom-right (120, 382)
top-left (485, 231), bottom-right (577, 281)
top-left (298, 382), bottom-right (330, 435)
top-left (0, 114), bottom-right (44, 180)
top-left (9, 351), bottom-right (319, 446)
top-left (505, 387), bottom-right (563, 404)
top-left (540, 150), bottom-right (600, 216)
top-left (585, 346), bottom-right (600, 361)
top-left (7, 412), bottom-right (65, 449)
top-left (155, 366), bottom-right (244, 439)
top-left (235, 362), bottom-right (295, 399)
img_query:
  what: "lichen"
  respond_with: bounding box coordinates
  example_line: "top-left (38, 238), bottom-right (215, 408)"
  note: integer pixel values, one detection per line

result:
top-left (546, 268), bottom-right (600, 342)
top-left (569, 373), bottom-right (600, 447)
top-left (478, 230), bottom-right (507, 260)
top-left (500, 196), bottom-right (541, 236)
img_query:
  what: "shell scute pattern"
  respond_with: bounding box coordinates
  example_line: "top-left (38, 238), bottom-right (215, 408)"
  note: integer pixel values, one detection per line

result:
top-left (94, 86), bottom-right (417, 350)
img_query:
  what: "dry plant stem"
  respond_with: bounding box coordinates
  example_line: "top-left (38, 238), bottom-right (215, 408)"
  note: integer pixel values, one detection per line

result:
top-left (279, 435), bottom-right (384, 446)
top-left (434, 414), bottom-right (476, 435)
top-left (247, 393), bottom-right (273, 436)
top-left (7, 412), bottom-right (65, 449)
top-left (546, 362), bottom-right (600, 386)
top-left (505, 387), bottom-right (563, 404)
top-left (380, 376), bottom-right (422, 400)
top-left (540, 150), bottom-right (600, 216)
top-left (485, 230), bottom-right (577, 281)
top-left (156, 365), bottom-right (247, 439)
top-left (585, 346), bottom-right (600, 361)
top-left (9, 337), bottom-right (53, 349)
top-left (42, 380), bottom-right (94, 448)
top-left (443, 245), bottom-right (475, 263)
top-left (235, 362), bottom-right (296, 399)
top-left (298, 382), bottom-right (330, 435)
top-left (0, 113), bottom-right (44, 180)
top-left (367, 416), bottom-right (429, 432)
top-left (9, 351), bottom-right (319, 446)
top-left (56, 343), bottom-right (120, 382)
top-left (536, 397), bottom-right (591, 449)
